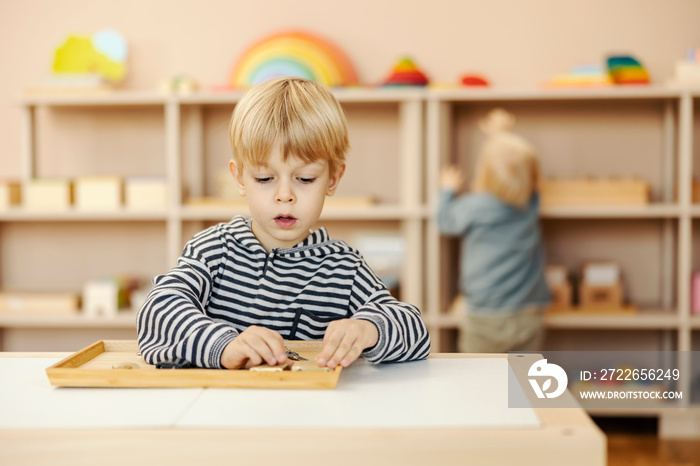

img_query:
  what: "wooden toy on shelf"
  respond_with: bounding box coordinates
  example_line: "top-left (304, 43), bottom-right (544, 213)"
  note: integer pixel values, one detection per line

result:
top-left (0, 292), bottom-right (80, 315)
top-left (229, 30), bottom-right (359, 88)
top-left (607, 55), bottom-right (650, 85)
top-left (0, 181), bottom-right (21, 209)
top-left (545, 64), bottom-right (613, 88)
top-left (25, 178), bottom-right (73, 210)
top-left (82, 276), bottom-right (140, 318)
top-left (383, 57), bottom-right (429, 86)
top-left (125, 176), bottom-right (168, 210)
top-left (460, 74), bottom-right (490, 87)
top-left (578, 261), bottom-right (629, 311)
top-left (74, 176), bottom-right (123, 210)
top-left (669, 48), bottom-right (700, 87)
top-left (39, 29), bottom-right (127, 92)
top-left (540, 177), bottom-right (649, 207)
top-left (545, 264), bottom-right (572, 311)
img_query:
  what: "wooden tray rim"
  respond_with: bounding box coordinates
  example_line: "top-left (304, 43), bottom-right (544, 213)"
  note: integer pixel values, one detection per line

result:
top-left (46, 340), bottom-right (342, 389)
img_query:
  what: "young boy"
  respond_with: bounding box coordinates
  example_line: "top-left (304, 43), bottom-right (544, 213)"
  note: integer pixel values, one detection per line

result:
top-left (437, 108), bottom-right (551, 353)
top-left (137, 77), bottom-right (430, 370)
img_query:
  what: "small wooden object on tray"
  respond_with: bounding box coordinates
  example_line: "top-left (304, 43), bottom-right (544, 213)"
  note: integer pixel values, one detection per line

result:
top-left (46, 340), bottom-right (342, 389)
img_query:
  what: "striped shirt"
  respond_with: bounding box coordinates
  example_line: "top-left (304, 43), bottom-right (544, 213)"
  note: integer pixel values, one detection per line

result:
top-left (137, 216), bottom-right (431, 368)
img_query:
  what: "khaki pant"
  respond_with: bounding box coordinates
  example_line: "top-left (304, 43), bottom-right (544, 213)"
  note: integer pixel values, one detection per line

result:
top-left (451, 296), bottom-right (545, 353)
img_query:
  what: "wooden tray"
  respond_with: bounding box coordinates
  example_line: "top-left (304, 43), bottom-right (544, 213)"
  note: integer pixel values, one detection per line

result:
top-left (46, 340), bottom-right (342, 389)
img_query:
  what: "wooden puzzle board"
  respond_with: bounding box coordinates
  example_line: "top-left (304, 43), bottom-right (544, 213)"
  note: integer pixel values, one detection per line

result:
top-left (46, 340), bottom-right (342, 389)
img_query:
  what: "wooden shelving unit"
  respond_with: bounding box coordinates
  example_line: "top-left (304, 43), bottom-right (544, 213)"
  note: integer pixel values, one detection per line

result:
top-left (0, 88), bottom-right (428, 352)
top-left (425, 86), bottom-right (700, 419)
top-left (2, 86), bottom-right (700, 418)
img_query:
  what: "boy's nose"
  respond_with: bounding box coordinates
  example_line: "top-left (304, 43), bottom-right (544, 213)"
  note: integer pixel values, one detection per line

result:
top-left (275, 183), bottom-right (295, 203)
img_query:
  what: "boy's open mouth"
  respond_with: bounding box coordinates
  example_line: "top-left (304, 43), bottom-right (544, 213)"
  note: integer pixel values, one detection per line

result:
top-left (274, 215), bottom-right (297, 229)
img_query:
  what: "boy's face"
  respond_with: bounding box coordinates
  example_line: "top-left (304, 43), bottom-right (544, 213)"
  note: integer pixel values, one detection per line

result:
top-left (230, 146), bottom-right (345, 252)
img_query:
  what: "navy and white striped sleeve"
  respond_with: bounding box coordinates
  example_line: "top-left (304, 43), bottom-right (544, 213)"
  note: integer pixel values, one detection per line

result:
top-left (136, 228), bottom-right (238, 368)
top-left (350, 260), bottom-right (431, 363)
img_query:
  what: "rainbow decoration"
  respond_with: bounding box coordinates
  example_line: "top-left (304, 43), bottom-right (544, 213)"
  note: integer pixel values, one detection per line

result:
top-left (230, 30), bottom-right (359, 88)
top-left (606, 56), bottom-right (650, 84)
top-left (383, 57), bottom-right (429, 86)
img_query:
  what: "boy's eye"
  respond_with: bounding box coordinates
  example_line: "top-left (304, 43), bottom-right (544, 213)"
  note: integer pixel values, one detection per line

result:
top-left (254, 177), bottom-right (272, 184)
top-left (298, 177), bottom-right (316, 184)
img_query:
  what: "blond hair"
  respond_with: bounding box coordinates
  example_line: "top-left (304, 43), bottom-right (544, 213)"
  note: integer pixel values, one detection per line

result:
top-left (472, 109), bottom-right (539, 207)
top-left (229, 77), bottom-right (349, 177)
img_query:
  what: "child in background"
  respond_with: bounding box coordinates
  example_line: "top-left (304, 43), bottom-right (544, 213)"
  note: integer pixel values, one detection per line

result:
top-left (437, 108), bottom-right (551, 353)
top-left (137, 77), bottom-right (430, 369)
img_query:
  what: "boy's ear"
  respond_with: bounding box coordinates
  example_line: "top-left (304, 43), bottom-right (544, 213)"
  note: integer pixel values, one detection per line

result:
top-left (326, 164), bottom-right (346, 197)
top-left (229, 160), bottom-right (247, 197)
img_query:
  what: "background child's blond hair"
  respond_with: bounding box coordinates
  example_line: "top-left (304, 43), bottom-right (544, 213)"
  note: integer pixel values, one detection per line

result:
top-left (471, 109), bottom-right (539, 207)
top-left (229, 77), bottom-right (349, 177)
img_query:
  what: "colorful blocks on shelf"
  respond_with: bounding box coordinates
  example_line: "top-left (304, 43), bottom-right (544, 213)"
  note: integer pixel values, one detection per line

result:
top-left (75, 176), bottom-right (123, 210)
top-left (25, 178), bottom-right (73, 210)
top-left (125, 177), bottom-right (168, 210)
top-left (0, 181), bottom-right (21, 209)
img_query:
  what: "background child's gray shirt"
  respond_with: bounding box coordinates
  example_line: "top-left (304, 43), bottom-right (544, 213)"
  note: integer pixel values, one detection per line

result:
top-left (437, 190), bottom-right (551, 314)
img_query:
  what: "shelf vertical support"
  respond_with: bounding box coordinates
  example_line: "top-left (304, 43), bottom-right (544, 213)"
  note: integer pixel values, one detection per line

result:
top-left (181, 105), bottom-right (204, 200)
top-left (20, 104), bottom-right (36, 187)
top-left (661, 101), bottom-right (676, 311)
top-left (398, 98), bottom-right (424, 310)
top-left (165, 98), bottom-right (183, 268)
top-left (677, 93), bottom-right (692, 353)
top-left (425, 97), bottom-right (453, 351)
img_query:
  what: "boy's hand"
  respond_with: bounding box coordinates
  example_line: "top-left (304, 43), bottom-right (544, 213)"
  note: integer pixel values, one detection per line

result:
top-left (440, 165), bottom-right (464, 192)
top-left (220, 325), bottom-right (289, 370)
top-left (316, 319), bottom-right (379, 369)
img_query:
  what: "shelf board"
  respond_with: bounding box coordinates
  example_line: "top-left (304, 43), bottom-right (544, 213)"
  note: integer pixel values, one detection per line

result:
top-left (19, 85), bottom-right (685, 107)
top-left (540, 203), bottom-right (681, 218)
top-left (180, 204), bottom-right (429, 221)
top-left (427, 85), bottom-right (682, 102)
top-left (0, 208), bottom-right (169, 222)
top-left (0, 312), bottom-right (137, 329)
top-left (544, 310), bottom-right (680, 329)
top-left (21, 90), bottom-right (169, 106)
top-left (177, 87), bottom-right (426, 105)
top-left (427, 310), bottom-right (680, 330)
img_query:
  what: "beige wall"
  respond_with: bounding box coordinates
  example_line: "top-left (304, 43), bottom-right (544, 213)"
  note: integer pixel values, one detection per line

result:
top-left (1, 0), bottom-right (700, 177)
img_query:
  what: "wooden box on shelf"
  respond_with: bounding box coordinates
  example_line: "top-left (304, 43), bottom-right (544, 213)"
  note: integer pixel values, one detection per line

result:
top-left (540, 177), bottom-right (649, 207)
top-left (545, 264), bottom-right (572, 311)
top-left (0, 292), bottom-right (80, 315)
top-left (578, 282), bottom-right (624, 310)
top-left (125, 176), bottom-right (168, 210)
top-left (0, 181), bottom-right (21, 209)
top-left (74, 176), bottom-right (123, 211)
top-left (25, 178), bottom-right (73, 210)
top-left (577, 261), bottom-right (628, 311)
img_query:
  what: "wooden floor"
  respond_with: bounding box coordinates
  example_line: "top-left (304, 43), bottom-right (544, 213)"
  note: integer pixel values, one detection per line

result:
top-left (597, 417), bottom-right (700, 466)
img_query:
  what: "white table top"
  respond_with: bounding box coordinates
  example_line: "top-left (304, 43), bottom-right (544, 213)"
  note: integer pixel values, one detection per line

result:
top-left (0, 356), bottom-right (540, 430)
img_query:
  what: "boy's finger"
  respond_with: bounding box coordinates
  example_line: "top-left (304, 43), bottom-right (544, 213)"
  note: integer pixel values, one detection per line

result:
top-left (324, 335), bottom-right (356, 368)
top-left (316, 325), bottom-right (343, 366)
top-left (339, 344), bottom-right (363, 367)
top-left (247, 332), bottom-right (288, 366)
